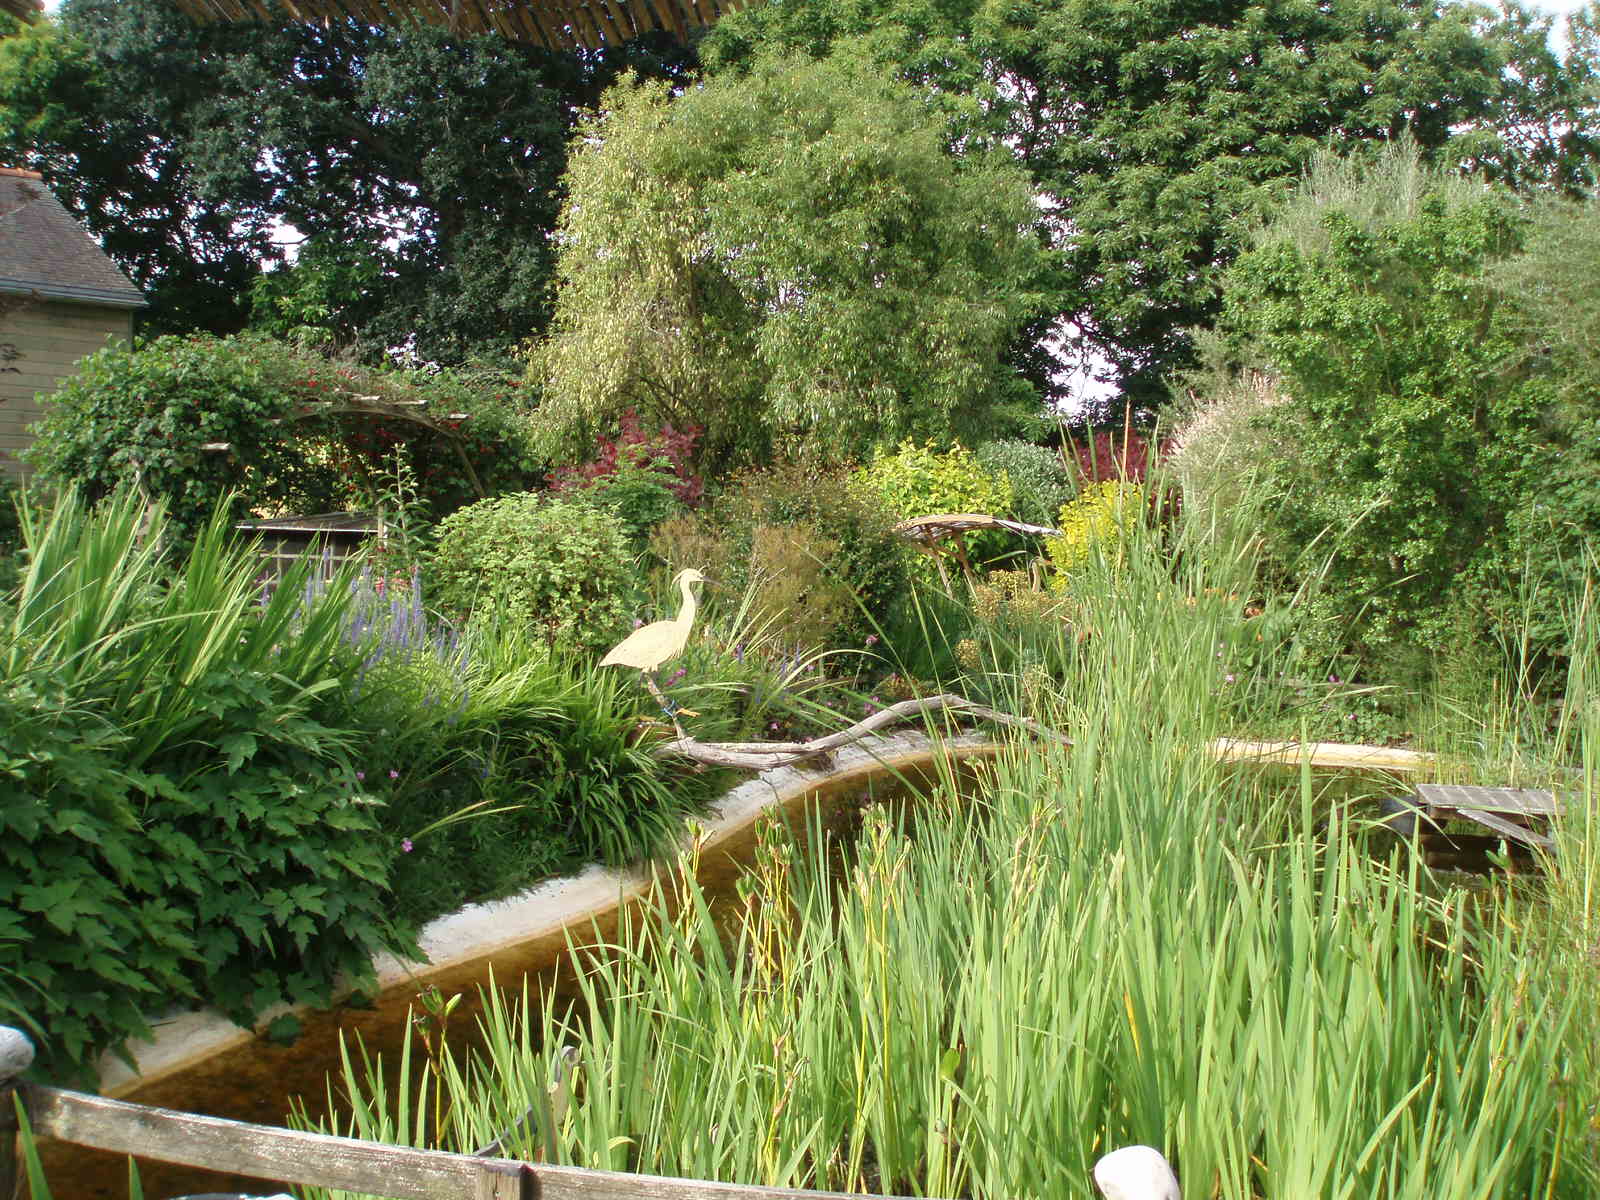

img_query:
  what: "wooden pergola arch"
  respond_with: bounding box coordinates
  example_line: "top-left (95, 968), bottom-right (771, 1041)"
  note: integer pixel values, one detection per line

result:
top-left (166, 0), bottom-right (752, 53)
top-left (201, 389), bottom-right (490, 498)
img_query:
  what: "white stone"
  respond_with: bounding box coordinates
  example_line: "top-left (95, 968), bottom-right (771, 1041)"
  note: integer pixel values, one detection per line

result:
top-left (1093, 1145), bottom-right (1182, 1200)
top-left (0, 1025), bottom-right (35, 1079)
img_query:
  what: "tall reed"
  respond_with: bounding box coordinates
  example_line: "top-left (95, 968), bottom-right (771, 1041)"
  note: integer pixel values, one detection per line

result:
top-left (306, 501), bottom-right (1587, 1197)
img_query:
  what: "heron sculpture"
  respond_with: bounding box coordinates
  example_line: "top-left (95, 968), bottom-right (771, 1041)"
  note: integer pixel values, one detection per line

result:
top-left (600, 568), bottom-right (707, 731)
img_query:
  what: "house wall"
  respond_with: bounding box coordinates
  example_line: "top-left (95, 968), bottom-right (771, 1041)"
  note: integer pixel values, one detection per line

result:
top-left (0, 298), bottom-right (134, 480)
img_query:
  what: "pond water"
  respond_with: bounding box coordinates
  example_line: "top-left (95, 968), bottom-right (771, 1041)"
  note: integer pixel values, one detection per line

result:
top-left (48, 740), bottom-right (999, 1200)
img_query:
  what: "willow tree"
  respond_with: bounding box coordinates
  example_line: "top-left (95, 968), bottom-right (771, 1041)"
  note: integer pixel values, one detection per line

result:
top-left (534, 52), bottom-right (1053, 468)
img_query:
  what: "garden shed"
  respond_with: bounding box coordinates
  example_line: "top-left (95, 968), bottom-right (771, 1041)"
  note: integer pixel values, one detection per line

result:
top-left (0, 167), bottom-right (145, 480)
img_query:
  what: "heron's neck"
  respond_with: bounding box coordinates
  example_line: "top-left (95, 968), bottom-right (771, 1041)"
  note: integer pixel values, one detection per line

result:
top-left (676, 577), bottom-right (699, 628)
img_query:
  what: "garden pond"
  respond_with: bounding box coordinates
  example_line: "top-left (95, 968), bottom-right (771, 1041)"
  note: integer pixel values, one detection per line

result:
top-left (48, 735), bottom-right (1001, 1200)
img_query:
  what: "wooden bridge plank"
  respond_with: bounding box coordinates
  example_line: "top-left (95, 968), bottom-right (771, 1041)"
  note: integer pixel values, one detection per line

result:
top-left (19, 1082), bottom-right (898, 1200)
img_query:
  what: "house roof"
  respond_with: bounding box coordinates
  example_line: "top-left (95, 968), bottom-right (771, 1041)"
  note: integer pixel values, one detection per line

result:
top-left (167, 0), bottom-right (748, 53)
top-left (0, 169), bottom-right (146, 310)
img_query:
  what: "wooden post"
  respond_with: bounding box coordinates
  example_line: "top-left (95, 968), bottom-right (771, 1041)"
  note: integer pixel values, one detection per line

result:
top-left (0, 1027), bottom-right (36, 1200)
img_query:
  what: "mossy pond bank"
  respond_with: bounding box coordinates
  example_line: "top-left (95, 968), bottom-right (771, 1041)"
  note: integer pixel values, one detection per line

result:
top-left (48, 733), bottom-right (1001, 1200)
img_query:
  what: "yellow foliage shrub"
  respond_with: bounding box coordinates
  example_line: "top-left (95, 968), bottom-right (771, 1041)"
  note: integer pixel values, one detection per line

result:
top-left (1047, 481), bottom-right (1144, 590)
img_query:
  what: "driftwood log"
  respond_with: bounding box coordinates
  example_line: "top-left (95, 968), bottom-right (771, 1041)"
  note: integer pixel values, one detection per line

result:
top-left (651, 693), bottom-right (1070, 770)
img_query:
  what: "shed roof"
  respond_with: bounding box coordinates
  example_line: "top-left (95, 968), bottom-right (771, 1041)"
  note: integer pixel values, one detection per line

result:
top-left (0, 169), bottom-right (146, 310)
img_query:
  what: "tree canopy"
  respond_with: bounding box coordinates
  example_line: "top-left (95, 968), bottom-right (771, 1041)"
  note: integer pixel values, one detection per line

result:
top-left (534, 52), bottom-right (1054, 467)
top-left (0, 0), bottom-right (696, 356)
top-left (706, 0), bottom-right (1600, 406)
top-left (1, 0), bottom-right (1595, 404)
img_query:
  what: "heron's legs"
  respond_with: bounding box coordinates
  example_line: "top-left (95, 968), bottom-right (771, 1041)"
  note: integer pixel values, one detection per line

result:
top-left (643, 673), bottom-right (697, 738)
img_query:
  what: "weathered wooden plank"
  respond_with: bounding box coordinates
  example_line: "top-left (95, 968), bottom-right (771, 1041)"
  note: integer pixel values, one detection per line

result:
top-left (1454, 807), bottom-right (1557, 851)
top-left (1208, 738), bottom-right (1434, 773)
top-left (19, 1083), bottom-right (901, 1200)
top-left (1415, 783), bottom-right (1560, 817)
top-left (24, 1086), bottom-right (528, 1200)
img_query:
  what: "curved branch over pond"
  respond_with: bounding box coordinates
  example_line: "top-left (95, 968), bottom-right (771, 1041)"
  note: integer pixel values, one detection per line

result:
top-left (652, 693), bottom-right (1072, 770)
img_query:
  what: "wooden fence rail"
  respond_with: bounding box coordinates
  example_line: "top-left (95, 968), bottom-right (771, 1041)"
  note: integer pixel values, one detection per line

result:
top-left (0, 1027), bottom-right (896, 1200)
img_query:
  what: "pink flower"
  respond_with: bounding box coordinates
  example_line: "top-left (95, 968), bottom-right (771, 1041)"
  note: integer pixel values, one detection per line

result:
top-left (389, 769), bottom-right (400, 779)
top-left (401, 838), bottom-right (413, 853)
top-left (356, 770), bottom-right (366, 781)
top-left (1224, 674), bottom-right (1235, 684)
top-left (865, 634), bottom-right (878, 646)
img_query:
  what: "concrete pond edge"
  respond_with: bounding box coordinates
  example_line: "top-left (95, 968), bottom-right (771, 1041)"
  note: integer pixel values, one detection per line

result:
top-left (96, 730), bottom-right (1002, 1097)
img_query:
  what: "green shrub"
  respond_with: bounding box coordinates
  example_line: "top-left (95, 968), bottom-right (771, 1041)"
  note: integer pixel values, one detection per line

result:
top-left (1217, 144), bottom-right (1550, 669)
top-left (584, 468), bottom-right (684, 544)
top-left (0, 493), bottom-right (395, 1081)
top-left (858, 441), bottom-right (1014, 523)
top-left (1485, 197), bottom-right (1600, 656)
top-left (26, 334), bottom-right (542, 550)
top-left (26, 334), bottom-right (314, 546)
top-left (1047, 480), bottom-right (1146, 585)
top-left (428, 493), bottom-right (635, 656)
top-left (856, 441), bottom-right (1016, 572)
top-left (972, 439), bottom-right (1074, 528)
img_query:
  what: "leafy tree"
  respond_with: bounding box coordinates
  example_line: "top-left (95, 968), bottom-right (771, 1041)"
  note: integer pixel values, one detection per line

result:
top-left (705, 0), bottom-right (1599, 405)
top-left (0, 12), bottom-right (268, 333)
top-left (535, 52), bottom-right (1053, 468)
top-left (1460, 1), bottom-right (1600, 194)
top-left (0, 0), bottom-right (696, 356)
